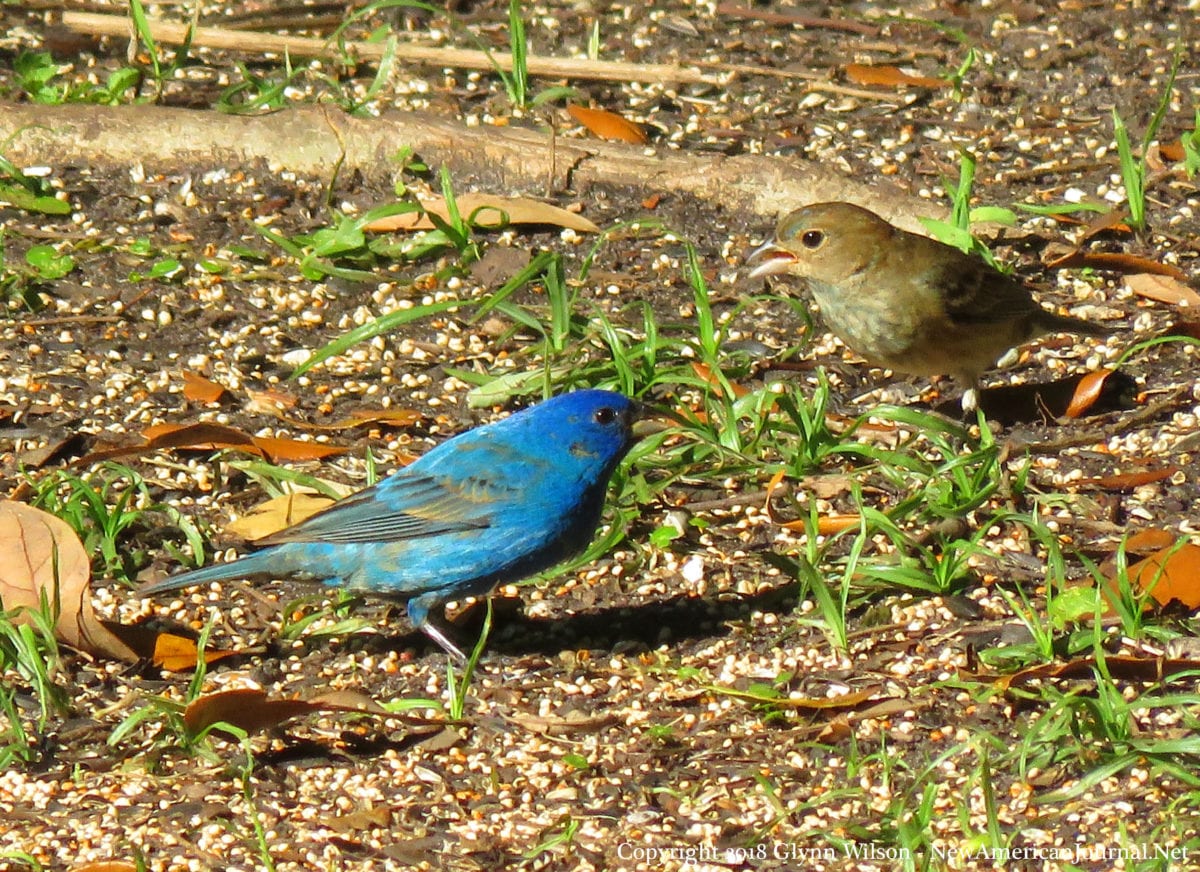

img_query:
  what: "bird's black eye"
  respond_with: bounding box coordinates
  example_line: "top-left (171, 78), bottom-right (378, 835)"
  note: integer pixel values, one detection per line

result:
top-left (800, 229), bottom-right (825, 249)
top-left (593, 406), bottom-right (618, 425)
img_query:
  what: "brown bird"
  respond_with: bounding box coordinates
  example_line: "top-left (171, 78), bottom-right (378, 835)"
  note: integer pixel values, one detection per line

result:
top-left (745, 201), bottom-right (1110, 410)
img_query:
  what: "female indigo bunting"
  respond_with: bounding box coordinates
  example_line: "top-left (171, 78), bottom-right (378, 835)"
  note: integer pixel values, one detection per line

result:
top-left (141, 390), bottom-right (644, 660)
top-left (745, 201), bottom-right (1110, 410)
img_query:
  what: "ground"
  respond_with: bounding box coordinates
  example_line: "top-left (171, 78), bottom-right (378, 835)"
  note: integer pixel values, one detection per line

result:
top-left (1, 1), bottom-right (1199, 871)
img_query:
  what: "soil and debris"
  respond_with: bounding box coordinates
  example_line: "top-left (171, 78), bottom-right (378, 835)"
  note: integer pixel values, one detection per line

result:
top-left (1, 1), bottom-right (1198, 870)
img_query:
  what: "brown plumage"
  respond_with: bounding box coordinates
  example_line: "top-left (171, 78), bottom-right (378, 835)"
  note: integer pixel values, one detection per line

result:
top-left (746, 201), bottom-right (1110, 410)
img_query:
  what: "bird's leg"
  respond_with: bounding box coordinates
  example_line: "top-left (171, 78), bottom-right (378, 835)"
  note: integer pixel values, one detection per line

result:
top-left (421, 622), bottom-right (468, 663)
top-left (407, 593), bottom-right (467, 662)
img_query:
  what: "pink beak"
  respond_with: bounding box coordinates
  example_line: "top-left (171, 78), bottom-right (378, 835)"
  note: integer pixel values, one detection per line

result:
top-left (744, 240), bottom-right (797, 280)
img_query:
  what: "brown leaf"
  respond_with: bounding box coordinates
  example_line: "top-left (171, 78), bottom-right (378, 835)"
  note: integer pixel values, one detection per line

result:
top-left (0, 502), bottom-right (138, 662)
top-left (844, 63), bottom-right (947, 89)
top-left (566, 103), bottom-right (648, 144)
top-left (815, 514), bottom-right (862, 535)
top-left (80, 422), bottom-right (349, 465)
top-left (224, 492), bottom-right (338, 540)
top-left (1073, 466), bottom-right (1181, 491)
top-left (689, 362), bottom-right (749, 398)
top-left (1123, 528), bottom-right (1181, 554)
top-left (1046, 248), bottom-right (1190, 280)
top-left (970, 654), bottom-right (1200, 692)
top-left (184, 688), bottom-right (315, 737)
top-left (1123, 542), bottom-right (1200, 608)
top-left (325, 805), bottom-right (393, 833)
top-left (363, 194), bottom-right (600, 234)
top-left (181, 372), bottom-right (228, 404)
top-left (1064, 369), bottom-right (1115, 418)
top-left (1078, 209), bottom-right (1133, 240)
top-left (763, 470), bottom-right (859, 533)
top-left (246, 433), bottom-right (350, 462)
top-left (1125, 273), bottom-right (1200, 307)
top-left (1159, 141), bottom-right (1186, 163)
top-left (184, 687), bottom-right (390, 737)
top-left (288, 407), bottom-right (423, 433)
top-left (152, 631), bottom-right (241, 672)
top-left (67, 863), bottom-right (141, 872)
top-left (716, 685), bottom-right (884, 710)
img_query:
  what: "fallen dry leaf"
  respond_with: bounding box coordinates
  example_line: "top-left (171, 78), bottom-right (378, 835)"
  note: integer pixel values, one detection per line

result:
top-left (968, 653), bottom-right (1200, 692)
top-left (844, 63), bottom-right (947, 89)
top-left (566, 103), bottom-right (648, 144)
top-left (1125, 272), bottom-right (1200, 307)
top-left (363, 194), bottom-right (600, 234)
top-left (1124, 528), bottom-right (1184, 554)
top-left (1073, 466), bottom-right (1181, 491)
top-left (1064, 369), bottom-right (1116, 418)
top-left (224, 491), bottom-right (338, 540)
top-left (689, 361), bottom-right (750, 398)
top-left (181, 371), bottom-right (228, 404)
top-left (1078, 209), bottom-right (1134, 240)
top-left (1046, 248), bottom-right (1189, 280)
top-left (1159, 141), bottom-right (1186, 163)
top-left (78, 422), bottom-right (349, 466)
top-left (0, 502), bottom-right (138, 662)
top-left (184, 687), bottom-right (389, 737)
top-left (153, 631), bottom-right (242, 672)
top-left (289, 407), bottom-right (423, 433)
top-left (1123, 542), bottom-right (1200, 608)
top-left (763, 469), bottom-right (861, 534)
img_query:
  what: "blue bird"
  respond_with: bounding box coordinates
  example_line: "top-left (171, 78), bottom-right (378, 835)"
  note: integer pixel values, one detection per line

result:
top-left (141, 390), bottom-right (644, 660)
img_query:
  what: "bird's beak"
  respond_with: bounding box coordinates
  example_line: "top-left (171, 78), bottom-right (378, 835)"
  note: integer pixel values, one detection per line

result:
top-left (743, 240), bottom-right (797, 280)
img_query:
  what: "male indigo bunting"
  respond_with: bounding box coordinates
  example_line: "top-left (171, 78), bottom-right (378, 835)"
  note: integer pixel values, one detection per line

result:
top-left (745, 202), bottom-right (1111, 410)
top-left (141, 390), bottom-right (644, 660)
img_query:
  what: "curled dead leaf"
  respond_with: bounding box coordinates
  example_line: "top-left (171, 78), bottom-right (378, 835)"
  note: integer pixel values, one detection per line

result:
top-left (181, 372), bottom-right (228, 404)
top-left (0, 502), bottom-right (138, 662)
top-left (1073, 466), bottom-right (1181, 491)
top-left (152, 631), bottom-right (242, 672)
top-left (184, 687), bottom-right (390, 737)
top-left (1125, 273), bottom-right (1200, 308)
top-left (1046, 248), bottom-right (1189, 280)
top-left (566, 103), bottom-right (648, 144)
top-left (763, 470), bottom-right (860, 533)
top-left (844, 63), bottom-right (947, 89)
top-left (224, 491), bottom-right (338, 540)
top-left (363, 194), bottom-right (600, 234)
top-left (78, 422), bottom-right (349, 466)
top-left (1064, 369), bottom-right (1115, 419)
top-left (1122, 542), bottom-right (1200, 609)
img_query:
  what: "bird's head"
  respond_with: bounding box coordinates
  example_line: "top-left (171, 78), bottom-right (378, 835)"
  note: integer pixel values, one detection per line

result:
top-left (744, 201), bottom-right (894, 286)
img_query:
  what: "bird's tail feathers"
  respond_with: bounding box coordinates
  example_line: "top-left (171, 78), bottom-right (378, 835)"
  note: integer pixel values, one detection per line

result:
top-left (138, 551), bottom-right (271, 597)
top-left (1038, 310), bottom-right (1112, 337)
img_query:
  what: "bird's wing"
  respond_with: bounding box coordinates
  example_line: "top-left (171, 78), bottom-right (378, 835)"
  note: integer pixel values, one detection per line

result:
top-left (254, 472), bottom-right (494, 546)
top-left (932, 251), bottom-right (1042, 326)
top-left (254, 439), bottom-right (554, 547)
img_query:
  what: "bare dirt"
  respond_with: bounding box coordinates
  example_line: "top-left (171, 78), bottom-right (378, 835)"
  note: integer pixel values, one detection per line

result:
top-left (1, 1), bottom-right (1199, 870)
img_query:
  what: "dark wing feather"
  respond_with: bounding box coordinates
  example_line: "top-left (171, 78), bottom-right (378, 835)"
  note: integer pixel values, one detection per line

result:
top-left (932, 250), bottom-right (1041, 326)
top-left (255, 473), bottom-right (491, 546)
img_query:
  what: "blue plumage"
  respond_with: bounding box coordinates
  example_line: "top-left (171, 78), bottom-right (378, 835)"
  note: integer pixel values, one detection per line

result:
top-left (141, 390), bottom-right (642, 659)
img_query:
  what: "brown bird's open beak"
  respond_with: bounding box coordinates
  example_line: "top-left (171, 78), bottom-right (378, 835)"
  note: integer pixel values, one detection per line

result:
top-left (743, 240), bottom-right (798, 280)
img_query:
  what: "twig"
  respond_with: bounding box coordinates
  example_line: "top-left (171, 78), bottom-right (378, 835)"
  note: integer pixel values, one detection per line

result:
top-left (63, 10), bottom-right (720, 86)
